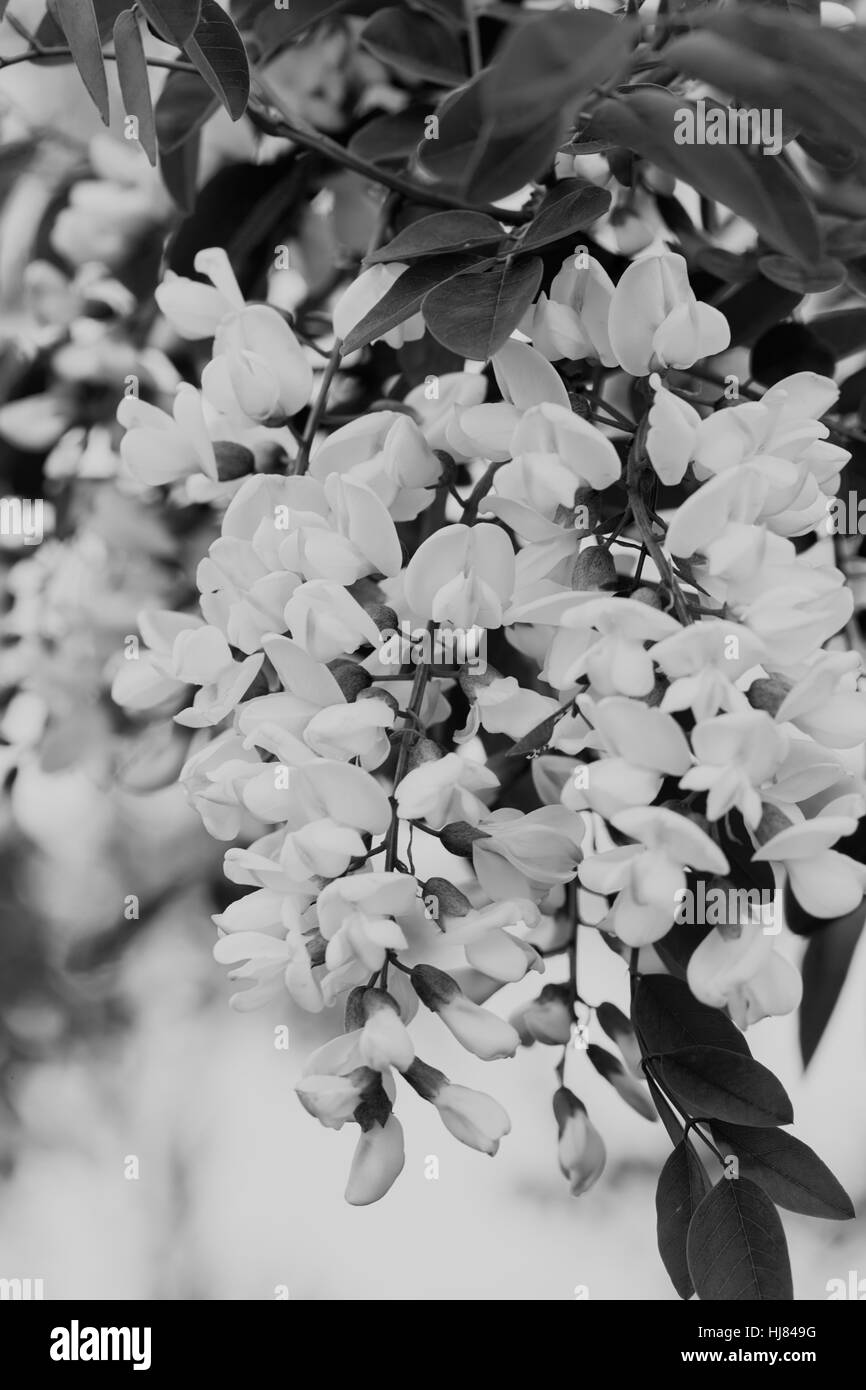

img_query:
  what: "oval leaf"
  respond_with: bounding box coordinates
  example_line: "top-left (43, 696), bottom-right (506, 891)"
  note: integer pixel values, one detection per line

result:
top-left (633, 975), bottom-right (751, 1059)
top-left (483, 9), bottom-right (638, 135)
top-left (53, 0), bottom-right (110, 124)
top-left (113, 11), bottom-right (157, 166)
top-left (366, 211), bottom-right (505, 266)
top-left (687, 1178), bottom-right (793, 1300)
top-left (657, 1046), bottom-right (794, 1128)
top-left (139, 0), bottom-right (201, 46)
top-left (657, 1141), bottom-right (712, 1300)
top-left (711, 1123), bottom-right (855, 1220)
top-left (586, 89), bottom-right (820, 264)
top-left (341, 252), bottom-right (485, 355)
top-left (155, 70), bottom-right (218, 155)
top-left (417, 75), bottom-right (565, 203)
top-left (360, 6), bottom-right (466, 86)
top-left (423, 256), bottom-right (543, 360)
top-left (183, 0), bottom-right (250, 121)
top-left (520, 180), bottom-right (611, 253)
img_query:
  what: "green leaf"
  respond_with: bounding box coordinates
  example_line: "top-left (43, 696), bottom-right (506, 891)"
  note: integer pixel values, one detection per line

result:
top-left (360, 6), bottom-right (466, 86)
top-left (53, 0), bottom-right (110, 124)
top-left (632, 975), bottom-right (751, 1059)
top-left (585, 89), bottom-right (821, 264)
top-left (711, 1123), bottom-right (855, 1220)
top-left (422, 256), bottom-right (543, 361)
top-left (155, 70), bottom-right (218, 155)
top-left (656, 1142), bottom-right (712, 1300)
top-left (687, 1178), bottom-right (793, 1300)
top-left (366, 211), bottom-right (504, 266)
top-left (113, 11), bottom-right (157, 166)
top-left (482, 9), bottom-right (638, 136)
top-left (520, 179), bottom-right (611, 253)
top-left (138, 0), bottom-right (201, 46)
top-left (657, 1046), bottom-right (794, 1128)
top-left (340, 252), bottom-right (484, 355)
top-left (184, 0), bottom-right (250, 121)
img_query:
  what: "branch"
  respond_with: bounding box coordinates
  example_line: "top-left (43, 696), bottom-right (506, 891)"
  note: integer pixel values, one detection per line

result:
top-left (250, 73), bottom-right (533, 226)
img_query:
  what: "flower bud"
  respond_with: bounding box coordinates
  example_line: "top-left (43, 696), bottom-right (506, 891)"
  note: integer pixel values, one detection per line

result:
top-left (440, 820), bottom-right (491, 857)
top-left (326, 658), bottom-right (373, 701)
top-left (747, 675), bottom-right (793, 716)
top-left (367, 604), bottom-right (400, 634)
top-left (524, 983), bottom-right (574, 1045)
top-left (357, 989), bottom-right (415, 1073)
top-left (407, 736), bottom-right (445, 771)
top-left (553, 1088), bottom-right (606, 1196)
top-left (596, 1002), bottom-right (643, 1079)
top-left (405, 1059), bottom-right (511, 1156)
top-left (411, 964), bottom-right (520, 1060)
top-left (422, 876), bottom-right (473, 920)
top-left (295, 1065), bottom-right (376, 1131)
top-left (572, 545), bottom-right (618, 592)
top-left (587, 1043), bottom-right (656, 1121)
top-left (345, 1114), bottom-right (405, 1206)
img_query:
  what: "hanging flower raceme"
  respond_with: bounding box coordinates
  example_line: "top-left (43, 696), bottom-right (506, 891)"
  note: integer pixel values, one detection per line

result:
top-left (110, 214), bottom-right (862, 1262)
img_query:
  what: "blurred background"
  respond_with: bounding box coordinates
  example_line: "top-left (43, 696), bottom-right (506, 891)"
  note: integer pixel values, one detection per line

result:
top-left (0, 0), bottom-right (865, 1300)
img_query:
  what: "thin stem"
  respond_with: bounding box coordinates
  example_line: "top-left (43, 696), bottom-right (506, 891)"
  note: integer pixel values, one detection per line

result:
top-left (385, 653), bottom-right (431, 872)
top-left (464, 0), bottom-right (483, 76)
top-left (294, 337), bottom-right (343, 475)
top-left (0, 45), bottom-right (195, 73)
top-left (250, 74), bottom-right (532, 225)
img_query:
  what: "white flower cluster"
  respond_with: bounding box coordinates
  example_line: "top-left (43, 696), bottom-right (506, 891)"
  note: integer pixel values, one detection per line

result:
top-left (114, 246), bottom-right (866, 1205)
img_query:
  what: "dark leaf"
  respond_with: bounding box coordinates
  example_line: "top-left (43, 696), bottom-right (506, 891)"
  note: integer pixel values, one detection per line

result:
top-left (687, 1178), bottom-right (793, 1300)
top-left (113, 11), bottom-right (157, 166)
top-left (366, 211), bottom-right (504, 266)
top-left (417, 74), bottom-right (565, 203)
top-left (53, 0), bottom-right (110, 124)
top-left (341, 253), bottom-right (483, 354)
top-left (422, 256), bottom-right (543, 360)
top-left (657, 1046), bottom-right (794, 1127)
top-left (155, 70), bottom-right (218, 155)
top-left (139, 0), bottom-right (201, 45)
top-left (159, 129), bottom-right (201, 213)
top-left (758, 255), bottom-right (845, 294)
top-left (633, 975), bottom-right (751, 1058)
top-left (585, 89), bottom-right (820, 264)
top-left (799, 899), bottom-right (866, 1066)
top-left (751, 322), bottom-right (834, 387)
top-left (184, 0), bottom-right (250, 121)
top-left (718, 278), bottom-right (803, 348)
top-left (254, 0), bottom-right (355, 58)
top-left (647, 1074), bottom-right (685, 1146)
top-left (360, 6), bottom-right (466, 86)
top-left (507, 711), bottom-right (563, 759)
top-left (349, 107), bottom-right (430, 167)
top-left (656, 1141), bottom-right (712, 1299)
top-left (810, 308), bottom-right (866, 361)
top-left (520, 180), bottom-right (611, 253)
top-left (711, 1122), bottom-right (854, 1219)
top-left (483, 9), bottom-right (638, 135)
top-left (684, 9), bottom-right (866, 151)
top-left (838, 365), bottom-right (866, 417)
